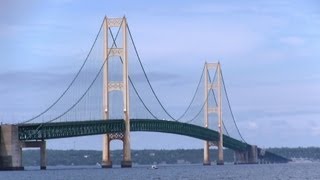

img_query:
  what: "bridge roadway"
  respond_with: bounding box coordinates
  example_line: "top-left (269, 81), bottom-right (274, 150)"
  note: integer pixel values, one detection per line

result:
top-left (18, 119), bottom-right (290, 163)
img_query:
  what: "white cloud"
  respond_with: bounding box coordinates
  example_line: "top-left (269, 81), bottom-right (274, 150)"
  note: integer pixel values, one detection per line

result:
top-left (280, 36), bottom-right (305, 46)
top-left (131, 19), bottom-right (263, 63)
top-left (248, 121), bottom-right (258, 130)
top-left (48, 0), bottom-right (76, 5)
top-left (230, 77), bottom-right (320, 111)
top-left (180, 1), bottom-right (293, 16)
top-left (0, 24), bottom-right (12, 38)
top-left (239, 113), bottom-right (320, 147)
top-left (311, 126), bottom-right (320, 136)
top-left (182, 3), bottom-right (256, 14)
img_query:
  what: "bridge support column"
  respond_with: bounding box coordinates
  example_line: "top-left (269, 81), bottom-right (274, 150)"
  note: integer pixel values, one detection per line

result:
top-left (21, 140), bottom-right (47, 170)
top-left (217, 134), bottom-right (224, 165)
top-left (216, 62), bottom-right (224, 166)
top-left (203, 141), bottom-right (210, 165)
top-left (102, 135), bottom-right (112, 168)
top-left (0, 125), bottom-right (23, 170)
top-left (40, 141), bottom-right (46, 170)
top-left (121, 112), bottom-right (132, 168)
top-left (234, 145), bottom-right (258, 164)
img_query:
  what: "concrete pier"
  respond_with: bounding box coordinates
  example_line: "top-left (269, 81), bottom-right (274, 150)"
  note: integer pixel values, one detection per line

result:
top-left (40, 142), bottom-right (46, 170)
top-left (102, 134), bottom-right (112, 168)
top-left (0, 125), bottom-right (23, 170)
top-left (234, 145), bottom-right (258, 164)
top-left (203, 141), bottom-right (211, 165)
top-left (121, 160), bottom-right (132, 168)
top-left (101, 160), bottom-right (112, 168)
top-left (0, 125), bottom-right (47, 170)
top-left (21, 141), bottom-right (47, 170)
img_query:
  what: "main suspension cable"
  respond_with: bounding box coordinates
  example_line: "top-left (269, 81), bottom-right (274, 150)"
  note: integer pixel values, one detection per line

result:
top-left (37, 19), bottom-right (124, 125)
top-left (108, 27), bottom-right (159, 120)
top-left (127, 24), bottom-right (176, 120)
top-left (207, 68), bottom-right (230, 136)
top-left (185, 67), bottom-right (217, 124)
top-left (127, 24), bottom-right (213, 122)
top-left (19, 17), bottom-right (106, 124)
top-left (176, 66), bottom-right (205, 121)
top-left (184, 67), bottom-right (229, 137)
top-left (220, 69), bottom-right (246, 143)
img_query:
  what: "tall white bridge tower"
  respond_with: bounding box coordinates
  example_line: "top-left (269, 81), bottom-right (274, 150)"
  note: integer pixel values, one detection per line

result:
top-left (101, 16), bottom-right (132, 168)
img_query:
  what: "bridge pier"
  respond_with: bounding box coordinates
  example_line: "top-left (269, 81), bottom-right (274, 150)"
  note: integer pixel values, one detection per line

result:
top-left (121, 116), bottom-right (132, 168)
top-left (102, 134), bottom-right (112, 168)
top-left (40, 142), bottom-right (46, 170)
top-left (234, 145), bottom-right (258, 164)
top-left (217, 137), bottom-right (224, 165)
top-left (0, 125), bottom-right (23, 170)
top-left (203, 141), bottom-right (210, 165)
top-left (21, 140), bottom-right (47, 170)
top-left (0, 125), bottom-right (48, 170)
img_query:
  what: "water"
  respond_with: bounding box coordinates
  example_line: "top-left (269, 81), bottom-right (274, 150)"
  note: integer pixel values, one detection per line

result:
top-left (0, 163), bottom-right (319, 180)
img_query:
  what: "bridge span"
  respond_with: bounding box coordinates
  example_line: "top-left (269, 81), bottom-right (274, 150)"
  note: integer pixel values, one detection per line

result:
top-left (0, 16), bottom-right (290, 170)
top-left (19, 119), bottom-right (290, 164)
top-left (0, 120), bottom-right (290, 170)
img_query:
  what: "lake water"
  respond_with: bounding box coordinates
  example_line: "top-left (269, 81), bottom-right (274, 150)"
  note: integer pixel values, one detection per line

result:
top-left (0, 163), bottom-right (319, 180)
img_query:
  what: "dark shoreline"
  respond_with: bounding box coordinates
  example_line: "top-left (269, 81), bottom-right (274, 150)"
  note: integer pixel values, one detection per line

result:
top-left (22, 147), bottom-right (319, 166)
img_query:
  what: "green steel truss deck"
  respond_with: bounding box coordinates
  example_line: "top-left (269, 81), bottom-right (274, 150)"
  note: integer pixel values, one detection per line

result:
top-left (18, 119), bottom-right (290, 162)
top-left (18, 119), bottom-right (247, 150)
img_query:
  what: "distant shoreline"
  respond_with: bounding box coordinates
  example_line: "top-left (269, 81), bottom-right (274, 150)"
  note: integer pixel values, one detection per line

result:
top-left (22, 147), bottom-right (320, 166)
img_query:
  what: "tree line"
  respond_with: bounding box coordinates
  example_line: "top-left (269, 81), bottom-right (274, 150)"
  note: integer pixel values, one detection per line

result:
top-left (22, 147), bottom-right (320, 166)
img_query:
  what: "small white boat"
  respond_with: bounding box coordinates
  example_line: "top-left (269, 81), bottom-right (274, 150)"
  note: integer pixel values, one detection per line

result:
top-left (151, 165), bottom-right (158, 169)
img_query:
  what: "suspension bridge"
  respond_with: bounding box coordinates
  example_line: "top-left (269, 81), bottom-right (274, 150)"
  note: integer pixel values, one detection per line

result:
top-left (0, 16), bottom-right (290, 170)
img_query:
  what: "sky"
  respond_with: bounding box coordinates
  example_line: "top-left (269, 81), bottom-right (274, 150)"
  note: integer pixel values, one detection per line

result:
top-left (0, 0), bottom-right (320, 150)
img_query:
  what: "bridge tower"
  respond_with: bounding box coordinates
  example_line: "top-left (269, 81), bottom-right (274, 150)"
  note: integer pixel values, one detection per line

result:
top-left (203, 62), bottom-right (224, 165)
top-left (101, 16), bottom-right (132, 168)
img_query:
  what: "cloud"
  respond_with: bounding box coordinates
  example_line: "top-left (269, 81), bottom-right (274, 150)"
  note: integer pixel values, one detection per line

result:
top-left (0, 71), bottom-right (73, 87)
top-left (182, 3), bottom-right (250, 14)
top-left (239, 113), bottom-right (320, 147)
top-left (227, 76), bottom-right (320, 147)
top-left (50, 0), bottom-right (75, 4)
top-left (132, 19), bottom-right (263, 63)
top-left (129, 71), bottom-right (180, 84)
top-left (248, 121), bottom-right (258, 130)
top-left (280, 36), bottom-right (305, 46)
top-left (127, 1), bottom-right (318, 70)
top-left (311, 126), bottom-right (320, 136)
